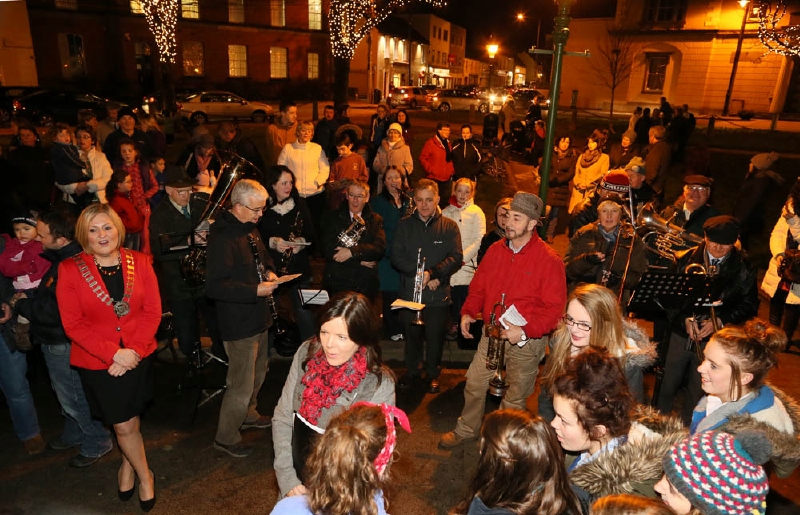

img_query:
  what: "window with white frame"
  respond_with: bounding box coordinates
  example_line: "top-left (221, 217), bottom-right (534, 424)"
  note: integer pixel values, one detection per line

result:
top-left (271, 0), bottom-right (285, 26)
top-left (643, 53), bottom-right (670, 93)
top-left (229, 0), bottom-right (245, 23)
top-left (181, 0), bottom-right (199, 19)
top-left (58, 33), bottom-right (86, 79)
top-left (130, 0), bottom-right (144, 14)
top-left (183, 41), bottom-right (205, 76)
top-left (228, 45), bottom-right (248, 77)
top-left (308, 53), bottom-right (319, 79)
top-left (308, 0), bottom-right (322, 30)
top-left (271, 47), bottom-right (288, 78)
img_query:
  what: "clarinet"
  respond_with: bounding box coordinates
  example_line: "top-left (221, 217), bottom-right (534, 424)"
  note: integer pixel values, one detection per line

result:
top-left (247, 233), bottom-right (285, 334)
top-left (280, 210), bottom-right (304, 275)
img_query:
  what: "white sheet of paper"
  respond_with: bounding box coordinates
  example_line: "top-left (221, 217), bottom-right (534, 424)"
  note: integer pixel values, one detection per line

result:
top-left (275, 273), bottom-right (302, 284)
top-left (298, 289), bottom-right (329, 306)
top-left (391, 299), bottom-right (425, 311)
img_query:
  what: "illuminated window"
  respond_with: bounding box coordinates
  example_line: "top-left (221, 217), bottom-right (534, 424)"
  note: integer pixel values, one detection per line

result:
top-left (130, 0), bottom-right (144, 14)
top-left (271, 47), bottom-right (288, 78)
top-left (228, 45), bottom-right (248, 77)
top-left (644, 53), bottom-right (670, 93)
top-left (645, 0), bottom-right (687, 24)
top-left (58, 33), bottom-right (86, 79)
top-left (183, 41), bottom-right (205, 76)
top-left (308, 0), bottom-right (322, 30)
top-left (308, 52), bottom-right (319, 79)
top-left (271, 0), bottom-right (285, 27)
top-left (181, 0), bottom-right (199, 19)
top-left (229, 0), bottom-right (244, 23)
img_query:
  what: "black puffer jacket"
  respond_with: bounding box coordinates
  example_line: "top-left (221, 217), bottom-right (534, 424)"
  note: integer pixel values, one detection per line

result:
top-left (205, 210), bottom-right (274, 341)
top-left (452, 137), bottom-right (482, 180)
top-left (15, 241), bottom-right (81, 345)
top-left (391, 209), bottom-right (462, 307)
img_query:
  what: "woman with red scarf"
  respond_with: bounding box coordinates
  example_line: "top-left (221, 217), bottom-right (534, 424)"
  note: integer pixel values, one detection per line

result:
top-left (272, 292), bottom-right (395, 499)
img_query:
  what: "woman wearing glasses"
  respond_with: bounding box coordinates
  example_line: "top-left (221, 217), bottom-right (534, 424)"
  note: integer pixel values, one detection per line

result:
top-left (538, 284), bottom-right (656, 422)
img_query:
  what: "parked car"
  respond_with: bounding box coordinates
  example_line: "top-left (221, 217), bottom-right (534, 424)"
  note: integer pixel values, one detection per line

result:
top-left (429, 89), bottom-right (490, 114)
top-left (178, 91), bottom-right (274, 124)
top-left (141, 88), bottom-right (199, 116)
top-left (420, 85), bottom-right (441, 95)
top-left (487, 86), bottom-right (512, 107)
top-left (387, 87), bottom-right (428, 109)
top-left (1, 86), bottom-right (42, 125)
top-left (12, 90), bottom-right (127, 127)
top-left (511, 88), bottom-right (550, 107)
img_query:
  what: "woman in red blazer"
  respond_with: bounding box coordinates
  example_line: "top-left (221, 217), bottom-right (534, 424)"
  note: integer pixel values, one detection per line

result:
top-left (419, 122), bottom-right (455, 208)
top-left (56, 203), bottom-right (161, 512)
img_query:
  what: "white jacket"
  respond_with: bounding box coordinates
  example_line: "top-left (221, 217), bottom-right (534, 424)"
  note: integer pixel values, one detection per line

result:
top-left (442, 199), bottom-right (486, 286)
top-left (762, 214), bottom-right (800, 304)
top-left (55, 147), bottom-right (113, 204)
top-left (277, 141), bottom-right (330, 197)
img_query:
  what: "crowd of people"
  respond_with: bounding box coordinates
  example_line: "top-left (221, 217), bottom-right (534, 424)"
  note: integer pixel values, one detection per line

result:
top-left (0, 96), bottom-right (798, 515)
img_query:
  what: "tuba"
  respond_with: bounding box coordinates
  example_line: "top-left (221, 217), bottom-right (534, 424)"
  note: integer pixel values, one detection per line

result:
top-left (635, 204), bottom-right (703, 263)
top-left (485, 294), bottom-right (508, 398)
top-left (337, 214), bottom-right (366, 248)
top-left (180, 152), bottom-right (261, 285)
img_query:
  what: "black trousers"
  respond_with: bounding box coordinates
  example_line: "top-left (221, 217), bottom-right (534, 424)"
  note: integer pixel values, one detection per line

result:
top-left (401, 305), bottom-right (449, 379)
top-left (770, 287), bottom-right (800, 342)
top-left (656, 332), bottom-right (703, 425)
top-left (169, 294), bottom-right (222, 356)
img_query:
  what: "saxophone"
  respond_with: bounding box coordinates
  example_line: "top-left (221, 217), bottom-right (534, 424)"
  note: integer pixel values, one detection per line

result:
top-left (280, 210), bottom-right (304, 275)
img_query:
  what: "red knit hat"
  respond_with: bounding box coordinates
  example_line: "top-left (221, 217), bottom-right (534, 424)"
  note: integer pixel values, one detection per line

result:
top-left (598, 170), bottom-right (630, 198)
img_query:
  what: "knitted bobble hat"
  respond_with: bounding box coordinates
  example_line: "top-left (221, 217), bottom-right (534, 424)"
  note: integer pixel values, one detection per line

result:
top-left (662, 430), bottom-right (771, 515)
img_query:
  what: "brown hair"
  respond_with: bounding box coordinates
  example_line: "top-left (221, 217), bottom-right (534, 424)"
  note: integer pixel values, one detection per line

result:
top-left (452, 410), bottom-right (581, 515)
top-left (305, 404), bottom-right (389, 515)
top-left (709, 318), bottom-right (786, 400)
top-left (541, 284), bottom-right (627, 387)
top-left (413, 178), bottom-right (438, 197)
top-left (75, 203), bottom-right (126, 254)
top-left (552, 348), bottom-right (633, 440)
top-left (588, 128), bottom-right (608, 149)
top-left (303, 292), bottom-right (388, 383)
top-left (590, 494), bottom-right (672, 515)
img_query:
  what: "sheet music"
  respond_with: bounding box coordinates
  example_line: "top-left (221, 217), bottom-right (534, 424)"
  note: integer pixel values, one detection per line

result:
top-left (275, 273), bottom-right (302, 284)
top-left (498, 304), bottom-right (528, 330)
top-left (298, 289), bottom-right (329, 306)
top-left (391, 299), bottom-right (425, 311)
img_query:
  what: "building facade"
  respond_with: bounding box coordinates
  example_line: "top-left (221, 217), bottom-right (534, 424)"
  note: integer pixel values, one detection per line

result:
top-left (400, 13), bottom-right (467, 88)
top-left (559, 0), bottom-right (800, 115)
top-left (14, 0), bottom-right (331, 100)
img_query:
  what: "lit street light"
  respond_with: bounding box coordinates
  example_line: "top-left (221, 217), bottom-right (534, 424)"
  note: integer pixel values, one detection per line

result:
top-left (722, 0), bottom-right (751, 116)
top-left (486, 41), bottom-right (499, 88)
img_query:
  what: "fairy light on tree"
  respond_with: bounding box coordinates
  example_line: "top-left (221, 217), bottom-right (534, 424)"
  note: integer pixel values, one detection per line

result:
top-left (140, 0), bottom-right (179, 115)
top-left (329, 0), bottom-right (446, 105)
top-left (756, 0), bottom-right (800, 56)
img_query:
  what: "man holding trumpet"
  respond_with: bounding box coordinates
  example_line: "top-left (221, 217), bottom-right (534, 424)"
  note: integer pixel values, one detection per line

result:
top-left (392, 179), bottom-right (462, 394)
top-left (439, 192), bottom-right (566, 449)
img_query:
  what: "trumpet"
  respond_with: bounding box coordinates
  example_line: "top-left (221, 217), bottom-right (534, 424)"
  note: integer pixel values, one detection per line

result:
top-left (337, 214), bottom-right (366, 248)
top-left (411, 247), bottom-right (426, 326)
top-left (636, 205), bottom-right (703, 263)
top-left (486, 294), bottom-right (508, 398)
top-left (684, 262), bottom-right (720, 360)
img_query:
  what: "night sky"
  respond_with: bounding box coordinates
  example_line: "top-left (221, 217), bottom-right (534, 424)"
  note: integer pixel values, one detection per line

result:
top-left (403, 0), bottom-right (617, 58)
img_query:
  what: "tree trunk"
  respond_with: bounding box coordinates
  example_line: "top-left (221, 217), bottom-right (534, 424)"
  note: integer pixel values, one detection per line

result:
top-left (333, 55), bottom-right (351, 108)
top-left (609, 85), bottom-right (616, 119)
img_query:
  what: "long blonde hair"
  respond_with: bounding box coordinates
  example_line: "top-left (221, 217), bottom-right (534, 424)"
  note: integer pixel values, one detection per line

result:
top-left (541, 284), bottom-right (627, 387)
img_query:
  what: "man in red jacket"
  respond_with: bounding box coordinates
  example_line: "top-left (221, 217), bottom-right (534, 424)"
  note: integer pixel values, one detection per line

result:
top-left (439, 191), bottom-right (567, 448)
top-left (419, 122), bottom-right (454, 208)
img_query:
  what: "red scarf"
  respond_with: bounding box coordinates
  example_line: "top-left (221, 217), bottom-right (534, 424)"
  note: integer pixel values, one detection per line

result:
top-left (298, 346), bottom-right (368, 425)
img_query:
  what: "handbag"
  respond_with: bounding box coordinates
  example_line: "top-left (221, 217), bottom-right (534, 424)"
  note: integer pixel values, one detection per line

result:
top-left (779, 249), bottom-right (800, 283)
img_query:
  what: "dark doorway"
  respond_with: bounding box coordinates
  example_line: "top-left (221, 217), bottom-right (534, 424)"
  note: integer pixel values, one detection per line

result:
top-left (783, 56), bottom-right (800, 114)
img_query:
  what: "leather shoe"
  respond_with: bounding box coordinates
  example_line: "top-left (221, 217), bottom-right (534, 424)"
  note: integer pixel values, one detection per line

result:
top-left (241, 415), bottom-right (272, 429)
top-left (23, 435), bottom-right (46, 455)
top-left (49, 436), bottom-right (80, 451)
top-left (214, 440), bottom-right (253, 458)
top-left (428, 378), bottom-right (440, 394)
top-left (438, 431), bottom-right (477, 449)
top-left (69, 453), bottom-right (105, 468)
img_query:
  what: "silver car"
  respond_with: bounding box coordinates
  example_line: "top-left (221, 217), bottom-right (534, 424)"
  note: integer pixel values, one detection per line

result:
top-left (429, 89), bottom-right (490, 113)
top-left (179, 90), bottom-right (273, 124)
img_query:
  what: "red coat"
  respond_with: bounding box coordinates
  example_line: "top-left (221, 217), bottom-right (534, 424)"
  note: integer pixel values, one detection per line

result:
top-left (109, 193), bottom-right (145, 234)
top-left (56, 248), bottom-right (161, 370)
top-left (462, 234), bottom-right (566, 339)
top-left (419, 136), bottom-right (454, 182)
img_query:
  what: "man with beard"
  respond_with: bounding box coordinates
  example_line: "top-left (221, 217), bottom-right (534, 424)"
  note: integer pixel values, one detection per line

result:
top-left (439, 192), bottom-right (566, 448)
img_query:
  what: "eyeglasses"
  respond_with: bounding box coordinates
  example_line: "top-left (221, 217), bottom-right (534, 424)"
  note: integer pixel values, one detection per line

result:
top-left (348, 193), bottom-right (367, 199)
top-left (172, 189), bottom-right (192, 195)
top-left (241, 204), bottom-right (267, 213)
top-left (563, 314), bottom-right (592, 332)
top-left (684, 185), bottom-right (709, 192)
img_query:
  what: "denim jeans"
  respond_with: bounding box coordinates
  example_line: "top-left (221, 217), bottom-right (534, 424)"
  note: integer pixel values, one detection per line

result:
top-left (0, 333), bottom-right (41, 441)
top-left (41, 343), bottom-right (113, 457)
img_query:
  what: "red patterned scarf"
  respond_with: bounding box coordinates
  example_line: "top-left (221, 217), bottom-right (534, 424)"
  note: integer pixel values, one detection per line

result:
top-left (298, 346), bottom-right (368, 425)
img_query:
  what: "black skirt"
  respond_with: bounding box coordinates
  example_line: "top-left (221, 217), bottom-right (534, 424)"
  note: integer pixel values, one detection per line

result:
top-left (78, 354), bottom-right (154, 425)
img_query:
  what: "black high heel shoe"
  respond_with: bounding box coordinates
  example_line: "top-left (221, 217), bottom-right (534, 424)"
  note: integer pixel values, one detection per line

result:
top-left (139, 470), bottom-right (156, 512)
top-left (118, 467), bottom-right (135, 501)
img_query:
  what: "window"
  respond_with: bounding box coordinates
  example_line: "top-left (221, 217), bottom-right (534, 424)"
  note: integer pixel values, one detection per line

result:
top-left (443, 30), bottom-right (448, 42)
top-left (183, 41), bottom-right (205, 76)
top-left (228, 45), bottom-right (248, 77)
top-left (229, 0), bottom-right (244, 23)
top-left (130, 0), bottom-right (144, 14)
top-left (645, 0), bottom-right (687, 24)
top-left (308, 0), bottom-right (322, 30)
top-left (181, 0), bottom-right (199, 19)
top-left (58, 33), bottom-right (86, 79)
top-left (308, 52), bottom-right (319, 79)
top-left (271, 0), bottom-right (285, 26)
top-left (55, 0), bottom-right (77, 9)
top-left (644, 53), bottom-right (670, 93)
top-left (271, 47), bottom-right (288, 78)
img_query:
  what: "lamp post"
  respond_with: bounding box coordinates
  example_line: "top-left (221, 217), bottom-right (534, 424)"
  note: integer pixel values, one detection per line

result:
top-left (536, 0), bottom-right (577, 236)
top-left (486, 42), bottom-right (499, 88)
top-left (722, 0), bottom-right (751, 116)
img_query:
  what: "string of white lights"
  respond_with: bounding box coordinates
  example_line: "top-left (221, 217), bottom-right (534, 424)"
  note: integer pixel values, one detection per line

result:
top-left (141, 0), bottom-right (179, 64)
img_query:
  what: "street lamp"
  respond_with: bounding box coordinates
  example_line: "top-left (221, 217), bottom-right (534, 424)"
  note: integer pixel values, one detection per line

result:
top-left (722, 0), bottom-right (751, 116)
top-left (486, 42), bottom-right (499, 88)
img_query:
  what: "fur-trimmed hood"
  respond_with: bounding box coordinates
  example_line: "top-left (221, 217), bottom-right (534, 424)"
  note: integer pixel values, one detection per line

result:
top-left (623, 319), bottom-right (658, 371)
top-left (720, 385), bottom-right (800, 478)
top-left (570, 406), bottom-right (687, 500)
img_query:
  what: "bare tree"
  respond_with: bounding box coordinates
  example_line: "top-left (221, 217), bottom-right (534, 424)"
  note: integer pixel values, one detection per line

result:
top-left (588, 31), bottom-right (639, 118)
top-left (140, 0), bottom-right (179, 115)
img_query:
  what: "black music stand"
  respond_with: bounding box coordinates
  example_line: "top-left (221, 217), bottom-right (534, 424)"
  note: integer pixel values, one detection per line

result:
top-left (629, 271), bottom-right (717, 407)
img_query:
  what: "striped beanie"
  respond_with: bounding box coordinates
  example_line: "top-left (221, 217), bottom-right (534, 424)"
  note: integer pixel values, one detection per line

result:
top-left (662, 431), bottom-right (771, 515)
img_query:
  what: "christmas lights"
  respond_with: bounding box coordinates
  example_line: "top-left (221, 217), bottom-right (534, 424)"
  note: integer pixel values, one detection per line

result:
top-left (141, 0), bottom-right (179, 64)
top-left (755, 0), bottom-right (800, 56)
top-left (329, 0), bottom-right (445, 59)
